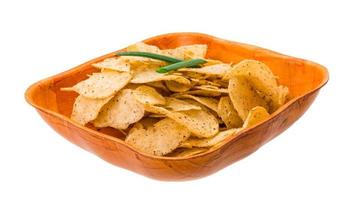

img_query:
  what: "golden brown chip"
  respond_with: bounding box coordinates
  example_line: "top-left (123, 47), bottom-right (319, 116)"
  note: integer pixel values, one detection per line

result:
top-left (161, 44), bottom-right (207, 60)
top-left (71, 95), bottom-right (113, 125)
top-left (203, 59), bottom-right (223, 66)
top-left (242, 106), bottom-right (270, 128)
top-left (137, 117), bottom-right (160, 129)
top-left (148, 114), bottom-right (166, 118)
top-left (133, 85), bottom-right (166, 105)
top-left (168, 148), bottom-right (208, 157)
top-left (178, 63), bottom-right (231, 77)
top-left (174, 94), bottom-right (219, 113)
top-left (217, 96), bottom-right (243, 128)
top-left (164, 97), bottom-right (201, 111)
top-left (165, 80), bottom-right (192, 92)
top-left (93, 89), bottom-right (145, 129)
top-left (146, 81), bottom-right (169, 92)
top-left (126, 42), bottom-right (161, 53)
top-left (141, 104), bottom-right (218, 138)
top-left (229, 60), bottom-right (288, 111)
top-left (125, 118), bottom-right (191, 156)
top-left (228, 76), bottom-right (269, 120)
top-left (65, 71), bottom-right (131, 99)
top-left (167, 109), bottom-right (219, 138)
top-left (193, 85), bottom-right (229, 94)
top-left (180, 128), bottom-right (241, 148)
top-left (92, 57), bottom-right (130, 72)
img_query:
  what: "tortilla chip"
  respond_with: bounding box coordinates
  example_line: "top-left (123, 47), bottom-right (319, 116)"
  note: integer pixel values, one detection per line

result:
top-left (229, 60), bottom-right (287, 111)
top-left (93, 89), bottom-right (145, 129)
top-left (125, 118), bottom-right (191, 156)
top-left (184, 89), bottom-right (222, 97)
top-left (71, 95), bottom-right (113, 125)
top-left (175, 94), bottom-right (219, 112)
top-left (92, 57), bottom-right (130, 72)
top-left (228, 76), bottom-right (269, 120)
top-left (217, 96), bottom-right (243, 128)
top-left (68, 71), bottom-right (131, 99)
top-left (193, 85), bottom-right (229, 94)
top-left (165, 80), bottom-right (192, 92)
top-left (161, 44), bottom-right (207, 60)
top-left (164, 97), bottom-right (201, 111)
top-left (133, 85), bottom-right (166, 105)
top-left (178, 63), bottom-right (231, 77)
top-left (180, 128), bottom-right (241, 148)
top-left (242, 106), bottom-right (270, 128)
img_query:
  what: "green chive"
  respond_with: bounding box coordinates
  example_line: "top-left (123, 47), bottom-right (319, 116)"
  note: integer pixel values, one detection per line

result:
top-left (116, 51), bottom-right (182, 63)
top-left (156, 59), bottom-right (206, 73)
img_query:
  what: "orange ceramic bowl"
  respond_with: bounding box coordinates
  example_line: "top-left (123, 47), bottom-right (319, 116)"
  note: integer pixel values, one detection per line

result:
top-left (25, 33), bottom-right (328, 181)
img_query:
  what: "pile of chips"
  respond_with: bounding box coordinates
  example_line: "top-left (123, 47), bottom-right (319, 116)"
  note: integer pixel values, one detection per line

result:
top-left (62, 42), bottom-right (289, 157)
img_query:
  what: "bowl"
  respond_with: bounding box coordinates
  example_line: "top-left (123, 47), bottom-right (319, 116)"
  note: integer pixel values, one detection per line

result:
top-left (25, 32), bottom-right (328, 181)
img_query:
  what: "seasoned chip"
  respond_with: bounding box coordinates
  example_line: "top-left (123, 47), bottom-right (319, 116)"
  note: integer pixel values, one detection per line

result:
top-left (167, 109), bottom-right (219, 138)
top-left (65, 71), bottom-right (131, 99)
top-left (165, 80), bottom-right (192, 92)
top-left (93, 89), bottom-right (145, 129)
top-left (228, 76), bottom-right (269, 120)
top-left (193, 85), bottom-right (229, 94)
top-left (71, 95), bottom-right (113, 125)
top-left (178, 63), bottom-right (231, 77)
top-left (137, 117), bottom-right (160, 129)
top-left (125, 118), bottom-right (191, 156)
top-left (92, 57), bottom-right (130, 72)
top-left (229, 60), bottom-right (288, 111)
top-left (142, 104), bottom-right (218, 138)
top-left (175, 94), bottom-right (219, 112)
top-left (131, 64), bottom-right (191, 85)
top-left (133, 85), bottom-right (166, 105)
top-left (190, 78), bottom-right (221, 87)
top-left (126, 42), bottom-right (161, 53)
top-left (180, 128), bottom-right (241, 148)
top-left (217, 96), bottom-right (243, 128)
top-left (168, 148), bottom-right (208, 157)
top-left (242, 106), bottom-right (270, 128)
top-left (161, 44), bottom-right (207, 60)
top-left (146, 81), bottom-right (169, 92)
top-left (164, 97), bottom-right (201, 111)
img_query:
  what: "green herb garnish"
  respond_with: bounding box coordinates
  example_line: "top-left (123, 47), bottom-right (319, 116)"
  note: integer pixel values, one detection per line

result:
top-left (116, 51), bottom-right (182, 63)
top-left (156, 59), bottom-right (206, 73)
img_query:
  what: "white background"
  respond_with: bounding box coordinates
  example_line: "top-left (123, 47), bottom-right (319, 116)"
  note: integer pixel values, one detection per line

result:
top-left (1, 0), bottom-right (354, 199)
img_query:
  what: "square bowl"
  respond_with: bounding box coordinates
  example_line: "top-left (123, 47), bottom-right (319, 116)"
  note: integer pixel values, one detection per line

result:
top-left (25, 33), bottom-right (328, 181)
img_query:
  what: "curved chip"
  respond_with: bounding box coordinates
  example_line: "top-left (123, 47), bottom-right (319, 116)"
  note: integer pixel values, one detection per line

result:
top-left (71, 95), bottom-right (113, 125)
top-left (165, 80), bottom-right (192, 92)
top-left (242, 106), bottom-right (270, 128)
top-left (68, 71), bottom-right (131, 99)
top-left (164, 97), bottom-right (201, 111)
top-left (93, 89), bottom-right (145, 129)
top-left (167, 109), bottom-right (219, 138)
top-left (184, 89), bottom-right (222, 97)
top-left (133, 85), bottom-right (166, 105)
top-left (161, 44), bottom-right (207, 60)
top-left (193, 85), bottom-right (229, 94)
top-left (178, 63), bottom-right (231, 77)
top-left (175, 94), bottom-right (219, 113)
top-left (92, 57), bottom-right (130, 72)
top-left (125, 118), bottom-right (191, 156)
top-left (228, 76), bottom-right (269, 120)
top-left (180, 128), bottom-right (241, 148)
top-left (229, 60), bottom-right (288, 111)
top-left (217, 96), bottom-right (243, 128)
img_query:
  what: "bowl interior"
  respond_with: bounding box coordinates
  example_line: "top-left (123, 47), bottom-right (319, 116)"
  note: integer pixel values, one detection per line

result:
top-left (26, 33), bottom-right (328, 141)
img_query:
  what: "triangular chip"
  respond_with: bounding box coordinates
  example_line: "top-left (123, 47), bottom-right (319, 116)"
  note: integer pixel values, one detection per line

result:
top-left (178, 63), bottom-right (231, 77)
